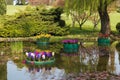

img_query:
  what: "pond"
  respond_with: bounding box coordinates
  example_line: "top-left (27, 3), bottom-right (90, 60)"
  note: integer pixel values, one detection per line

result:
top-left (0, 41), bottom-right (120, 80)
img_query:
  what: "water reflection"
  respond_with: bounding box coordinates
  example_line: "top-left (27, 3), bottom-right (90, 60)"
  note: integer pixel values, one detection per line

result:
top-left (97, 46), bottom-right (110, 71)
top-left (114, 50), bottom-right (120, 75)
top-left (56, 55), bottom-right (81, 73)
top-left (7, 60), bottom-right (66, 80)
top-left (116, 42), bottom-right (120, 62)
top-left (0, 41), bottom-right (120, 80)
top-left (79, 41), bottom-right (120, 75)
top-left (0, 58), bottom-right (7, 80)
top-left (79, 43), bottom-right (99, 72)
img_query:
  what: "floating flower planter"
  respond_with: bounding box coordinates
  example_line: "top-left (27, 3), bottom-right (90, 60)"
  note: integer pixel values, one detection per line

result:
top-left (25, 58), bottom-right (55, 65)
top-left (97, 33), bottom-right (110, 46)
top-left (62, 39), bottom-right (79, 53)
top-left (36, 33), bottom-right (51, 46)
top-left (24, 50), bottom-right (55, 65)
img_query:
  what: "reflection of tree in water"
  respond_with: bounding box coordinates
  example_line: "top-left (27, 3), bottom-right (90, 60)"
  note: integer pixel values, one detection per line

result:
top-left (55, 54), bottom-right (81, 73)
top-left (0, 43), bottom-right (11, 80)
top-left (79, 42), bottom-right (112, 72)
top-left (0, 56), bottom-right (8, 80)
top-left (0, 63), bottom-right (7, 80)
top-left (79, 44), bottom-right (99, 72)
top-left (97, 46), bottom-right (110, 71)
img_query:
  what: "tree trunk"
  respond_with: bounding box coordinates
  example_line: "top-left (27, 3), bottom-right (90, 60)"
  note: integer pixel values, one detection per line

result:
top-left (98, 0), bottom-right (111, 35)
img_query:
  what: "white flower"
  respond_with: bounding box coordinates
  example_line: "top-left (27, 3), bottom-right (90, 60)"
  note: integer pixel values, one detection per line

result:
top-left (26, 52), bottom-right (29, 56)
top-left (52, 52), bottom-right (55, 56)
top-left (31, 53), bottom-right (35, 58)
top-left (42, 55), bottom-right (45, 59)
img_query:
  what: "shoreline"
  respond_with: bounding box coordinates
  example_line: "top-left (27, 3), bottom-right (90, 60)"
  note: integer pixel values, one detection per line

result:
top-left (0, 35), bottom-right (119, 42)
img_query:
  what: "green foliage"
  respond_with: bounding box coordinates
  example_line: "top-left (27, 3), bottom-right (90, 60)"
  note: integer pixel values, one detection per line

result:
top-left (16, 0), bottom-right (26, 5)
top-left (0, 7), bottom-right (69, 37)
top-left (6, 0), bottom-right (13, 5)
top-left (21, 0), bottom-right (26, 5)
top-left (10, 41), bottom-right (23, 53)
top-left (65, 0), bottom-right (115, 33)
top-left (116, 22), bottom-right (120, 32)
top-left (0, 0), bottom-right (7, 15)
top-left (117, 7), bottom-right (120, 13)
top-left (116, 42), bottom-right (120, 52)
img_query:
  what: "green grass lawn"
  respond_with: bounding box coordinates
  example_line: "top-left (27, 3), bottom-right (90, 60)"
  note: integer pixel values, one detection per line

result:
top-left (7, 5), bottom-right (27, 15)
top-left (109, 11), bottom-right (120, 31)
top-left (62, 11), bottom-right (120, 35)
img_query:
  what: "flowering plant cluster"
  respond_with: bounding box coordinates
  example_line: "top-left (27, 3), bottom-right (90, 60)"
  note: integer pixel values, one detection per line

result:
top-left (98, 33), bottom-right (110, 38)
top-left (25, 50), bottom-right (55, 61)
top-left (62, 39), bottom-right (79, 44)
top-left (36, 33), bottom-right (51, 42)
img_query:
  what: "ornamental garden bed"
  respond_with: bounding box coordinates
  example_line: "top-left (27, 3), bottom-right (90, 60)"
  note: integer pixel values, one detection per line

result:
top-left (62, 39), bottom-right (79, 53)
top-left (23, 50), bottom-right (55, 65)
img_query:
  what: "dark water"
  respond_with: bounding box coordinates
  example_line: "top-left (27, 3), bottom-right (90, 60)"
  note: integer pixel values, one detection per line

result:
top-left (0, 41), bottom-right (120, 80)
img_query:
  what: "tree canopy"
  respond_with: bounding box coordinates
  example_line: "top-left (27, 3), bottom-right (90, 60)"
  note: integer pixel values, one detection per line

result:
top-left (65, 0), bottom-right (116, 34)
top-left (65, 0), bottom-right (115, 13)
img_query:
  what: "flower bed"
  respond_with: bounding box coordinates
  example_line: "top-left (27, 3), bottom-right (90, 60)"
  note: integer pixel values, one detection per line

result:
top-left (24, 50), bottom-right (55, 65)
top-left (36, 33), bottom-right (51, 46)
top-left (62, 39), bottom-right (79, 53)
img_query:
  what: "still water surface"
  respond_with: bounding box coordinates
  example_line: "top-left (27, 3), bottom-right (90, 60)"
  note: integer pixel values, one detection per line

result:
top-left (0, 41), bottom-right (120, 80)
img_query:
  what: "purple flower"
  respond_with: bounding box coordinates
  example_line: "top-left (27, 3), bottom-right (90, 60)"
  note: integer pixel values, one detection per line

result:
top-left (28, 52), bottom-right (32, 58)
top-left (46, 52), bottom-right (52, 57)
top-left (36, 54), bottom-right (41, 59)
top-left (31, 56), bottom-right (34, 60)
top-left (42, 52), bottom-right (47, 57)
top-left (62, 40), bottom-right (69, 43)
top-left (34, 51), bottom-right (39, 55)
top-left (62, 39), bottom-right (78, 43)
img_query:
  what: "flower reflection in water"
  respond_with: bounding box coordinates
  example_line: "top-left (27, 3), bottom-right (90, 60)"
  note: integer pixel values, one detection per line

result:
top-left (7, 60), bottom-right (66, 80)
top-left (26, 66), bottom-right (66, 80)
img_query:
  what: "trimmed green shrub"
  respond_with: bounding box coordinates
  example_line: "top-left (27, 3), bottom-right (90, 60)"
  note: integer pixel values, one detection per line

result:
top-left (1, 7), bottom-right (69, 37)
top-left (116, 22), bottom-right (120, 33)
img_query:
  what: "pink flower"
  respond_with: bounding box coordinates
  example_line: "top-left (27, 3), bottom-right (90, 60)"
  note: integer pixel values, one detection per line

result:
top-left (30, 61), bottom-right (34, 65)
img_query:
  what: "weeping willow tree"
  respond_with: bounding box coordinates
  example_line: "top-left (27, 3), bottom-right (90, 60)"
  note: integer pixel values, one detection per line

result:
top-left (65, 0), bottom-right (116, 35)
top-left (0, 0), bottom-right (7, 15)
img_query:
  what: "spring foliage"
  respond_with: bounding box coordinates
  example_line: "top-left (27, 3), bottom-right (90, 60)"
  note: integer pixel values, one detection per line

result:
top-left (0, 0), bottom-right (7, 15)
top-left (0, 7), bottom-right (69, 37)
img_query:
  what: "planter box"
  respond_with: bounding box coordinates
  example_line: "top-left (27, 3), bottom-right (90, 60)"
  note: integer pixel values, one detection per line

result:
top-left (63, 43), bottom-right (79, 53)
top-left (97, 38), bottom-right (110, 46)
top-left (25, 58), bottom-right (55, 65)
top-left (37, 41), bottom-right (49, 46)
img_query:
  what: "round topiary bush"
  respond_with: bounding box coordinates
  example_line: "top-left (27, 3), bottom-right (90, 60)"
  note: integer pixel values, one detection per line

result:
top-left (116, 22), bottom-right (120, 32)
